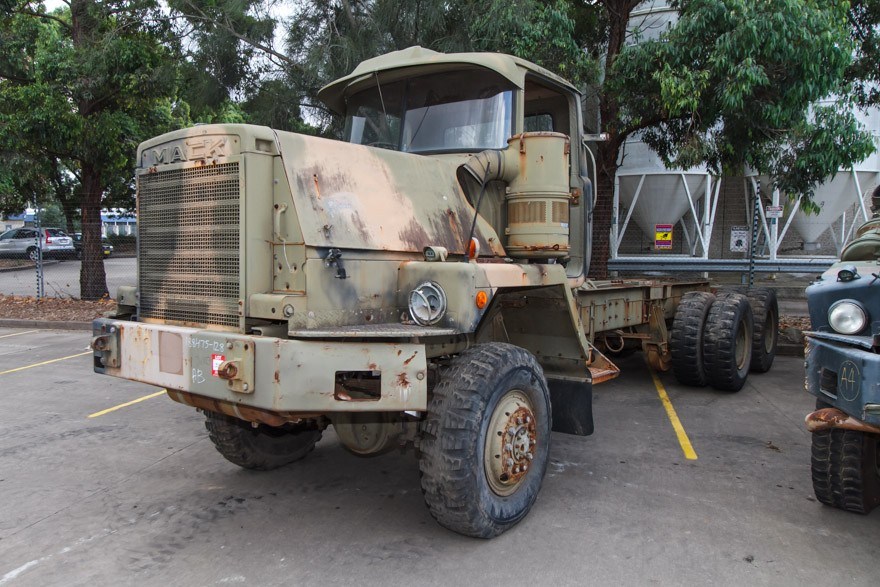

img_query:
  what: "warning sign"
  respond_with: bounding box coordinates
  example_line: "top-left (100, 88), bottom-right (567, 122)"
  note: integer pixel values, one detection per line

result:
top-left (211, 353), bottom-right (225, 377)
top-left (730, 225), bottom-right (749, 253)
top-left (765, 205), bottom-right (783, 219)
top-left (654, 224), bottom-right (673, 250)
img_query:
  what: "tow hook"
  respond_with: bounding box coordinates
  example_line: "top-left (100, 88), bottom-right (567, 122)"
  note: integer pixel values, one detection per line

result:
top-left (91, 323), bottom-right (120, 369)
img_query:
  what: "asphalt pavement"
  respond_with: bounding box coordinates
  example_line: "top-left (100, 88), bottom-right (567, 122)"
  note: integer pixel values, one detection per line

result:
top-left (0, 328), bottom-right (875, 586)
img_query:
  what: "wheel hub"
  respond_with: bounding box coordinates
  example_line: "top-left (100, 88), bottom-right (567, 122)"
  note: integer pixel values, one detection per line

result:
top-left (484, 390), bottom-right (537, 496)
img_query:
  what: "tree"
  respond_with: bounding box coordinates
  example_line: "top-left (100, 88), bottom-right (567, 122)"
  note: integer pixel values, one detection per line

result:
top-left (0, 1), bottom-right (184, 298)
top-left (847, 0), bottom-right (880, 107)
top-left (584, 0), bottom-right (875, 276)
top-left (278, 0), bottom-right (873, 277)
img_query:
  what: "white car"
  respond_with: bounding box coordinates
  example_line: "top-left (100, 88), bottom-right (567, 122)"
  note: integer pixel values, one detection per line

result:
top-left (0, 227), bottom-right (75, 260)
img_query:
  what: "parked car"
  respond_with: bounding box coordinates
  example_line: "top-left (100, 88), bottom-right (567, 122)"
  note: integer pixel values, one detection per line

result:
top-left (72, 233), bottom-right (114, 259)
top-left (0, 227), bottom-right (75, 260)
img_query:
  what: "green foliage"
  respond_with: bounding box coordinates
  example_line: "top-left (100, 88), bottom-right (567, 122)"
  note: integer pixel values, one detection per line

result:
top-left (847, 0), bottom-right (880, 107)
top-left (611, 0), bottom-right (876, 206)
top-left (470, 0), bottom-right (595, 87)
top-left (38, 202), bottom-right (65, 228)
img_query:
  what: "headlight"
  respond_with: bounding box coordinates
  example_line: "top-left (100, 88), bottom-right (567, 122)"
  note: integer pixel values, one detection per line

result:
top-left (828, 300), bottom-right (867, 334)
top-left (409, 282), bottom-right (446, 326)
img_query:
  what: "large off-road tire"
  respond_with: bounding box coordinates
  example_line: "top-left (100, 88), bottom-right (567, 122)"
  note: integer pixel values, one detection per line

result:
top-left (670, 291), bottom-right (716, 387)
top-left (419, 343), bottom-right (552, 538)
top-left (811, 429), bottom-right (880, 514)
top-left (702, 292), bottom-right (754, 392)
top-left (742, 288), bottom-right (778, 373)
top-left (204, 411), bottom-right (322, 471)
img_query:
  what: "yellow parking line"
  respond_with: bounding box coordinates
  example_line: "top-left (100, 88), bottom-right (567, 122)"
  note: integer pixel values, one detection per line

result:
top-left (648, 368), bottom-right (698, 460)
top-left (0, 351), bottom-right (92, 376)
top-left (88, 390), bottom-right (167, 418)
top-left (0, 330), bottom-right (38, 339)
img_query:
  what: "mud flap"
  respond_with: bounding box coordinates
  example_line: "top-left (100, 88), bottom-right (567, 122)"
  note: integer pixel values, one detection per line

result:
top-left (548, 378), bottom-right (594, 436)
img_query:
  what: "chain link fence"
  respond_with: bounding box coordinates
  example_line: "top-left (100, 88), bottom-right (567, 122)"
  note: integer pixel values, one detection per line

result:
top-left (0, 218), bottom-right (136, 301)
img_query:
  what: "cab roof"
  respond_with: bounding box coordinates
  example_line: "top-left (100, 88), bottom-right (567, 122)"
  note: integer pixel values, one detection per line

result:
top-left (318, 46), bottom-right (580, 115)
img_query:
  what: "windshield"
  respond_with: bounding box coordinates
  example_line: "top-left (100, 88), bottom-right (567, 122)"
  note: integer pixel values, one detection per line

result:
top-left (343, 69), bottom-right (515, 154)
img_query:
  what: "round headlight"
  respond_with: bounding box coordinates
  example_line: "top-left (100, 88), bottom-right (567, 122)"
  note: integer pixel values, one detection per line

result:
top-left (828, 300), bottom-right (867, 334)
top-left (409, 282), bottom-right (447, 326)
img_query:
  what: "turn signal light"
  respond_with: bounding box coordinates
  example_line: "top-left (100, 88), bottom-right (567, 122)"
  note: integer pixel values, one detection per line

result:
top-left (475, 291), bottom-right (488, 309)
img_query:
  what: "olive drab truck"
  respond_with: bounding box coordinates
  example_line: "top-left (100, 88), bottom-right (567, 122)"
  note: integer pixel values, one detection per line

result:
top-left (91, 47), bottom-right (777, 538)
top-left (804, 185), bottom-right (880, 514)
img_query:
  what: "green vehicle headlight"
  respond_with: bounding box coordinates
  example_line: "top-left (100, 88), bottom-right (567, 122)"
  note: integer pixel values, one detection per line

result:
top-left (828, 300), bottom-right (867, 335)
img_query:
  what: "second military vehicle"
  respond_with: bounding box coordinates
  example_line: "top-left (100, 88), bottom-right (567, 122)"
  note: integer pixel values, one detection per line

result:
top-left (804, 185), bottom-right (880, 514)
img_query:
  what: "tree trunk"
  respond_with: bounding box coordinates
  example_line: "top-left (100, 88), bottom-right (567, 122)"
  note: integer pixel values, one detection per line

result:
top-left (71, 0), bottom-right (109, 300)
top-left (587, 0), bottom-right (635, 279)
top-left (79, 163), bottom-right (108, 300)
top-left (588, 142), bottom-right (621, 279)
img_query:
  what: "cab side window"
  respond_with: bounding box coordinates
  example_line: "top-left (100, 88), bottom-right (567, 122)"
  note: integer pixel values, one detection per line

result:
top-left (523, 79), bottom-right (572, 136)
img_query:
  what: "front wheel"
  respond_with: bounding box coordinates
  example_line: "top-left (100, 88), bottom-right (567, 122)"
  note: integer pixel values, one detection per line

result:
top-left (419, 343), bottom-right (551, 538)
top-left (204, 411), bottom-right (322, 471)
top-left (811, 429), bottom-right (880, 514)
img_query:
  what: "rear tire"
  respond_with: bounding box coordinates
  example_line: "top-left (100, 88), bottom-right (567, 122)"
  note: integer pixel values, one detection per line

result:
top-left (703, 292), bottom-right (753, 392)
top-left (204, 411), bottom-right (322, 471)
top-left (26, 247), bottom-right (39, 262)
top-left (670, 291), bottom-right (716, 387)
top-left (419, 343), bottom-right (551, 538)
top-left (811, 429), bottom-right (880, 514)
top-left (742, 288), bottom-right (778, 373)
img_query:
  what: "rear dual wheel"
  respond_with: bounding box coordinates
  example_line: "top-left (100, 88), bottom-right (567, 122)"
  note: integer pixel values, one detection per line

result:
top-left (671, 291), bottom-right (754, 392)
top-left (703, 292), bottom-right (754, 392)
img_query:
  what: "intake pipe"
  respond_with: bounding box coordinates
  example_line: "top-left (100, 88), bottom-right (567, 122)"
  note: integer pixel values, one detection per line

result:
top-left (456, 133), bottom-right (573, 261)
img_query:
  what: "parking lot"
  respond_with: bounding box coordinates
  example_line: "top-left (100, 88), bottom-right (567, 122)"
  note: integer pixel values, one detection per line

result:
top-left (0, 327), bottom-right (876, 586)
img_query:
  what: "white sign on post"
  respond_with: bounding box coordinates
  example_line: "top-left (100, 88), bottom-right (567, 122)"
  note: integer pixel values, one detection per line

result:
top-left (765, 205), bottom-right (783, 219)
top-left (730, 225), bottom-right (749, 252)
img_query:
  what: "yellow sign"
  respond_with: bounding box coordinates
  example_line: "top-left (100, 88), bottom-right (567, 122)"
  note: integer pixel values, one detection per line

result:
top-left (654, 224), bottom-right (673, 250)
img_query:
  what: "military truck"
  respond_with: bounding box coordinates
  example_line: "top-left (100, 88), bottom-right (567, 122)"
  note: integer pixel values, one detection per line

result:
top-left (91, 47), bottom-right (777, 538)
top-left (804, 185), bottom-right (880, 514)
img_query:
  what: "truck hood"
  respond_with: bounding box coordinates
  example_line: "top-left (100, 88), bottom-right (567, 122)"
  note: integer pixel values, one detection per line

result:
top-left (275, 131), bottom-right (503, 256)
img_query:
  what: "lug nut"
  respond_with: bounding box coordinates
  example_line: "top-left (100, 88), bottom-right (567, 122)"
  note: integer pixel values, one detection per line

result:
top-left (508, 426), bottom-right (517, 437)
top-left (522, 464), bottom-right (528, 471)
top-left (506, 458), bottom-right (514, 467)
top-left (504, 443), bottom-right (512, 452)
top-left (526, 453), bottom-right (533, 461)
top-left (525, 416), bottom-right (531, 424)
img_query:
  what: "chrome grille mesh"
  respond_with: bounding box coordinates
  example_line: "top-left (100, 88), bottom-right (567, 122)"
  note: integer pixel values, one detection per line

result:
top-left (138, 162), bottom-right (241, 328)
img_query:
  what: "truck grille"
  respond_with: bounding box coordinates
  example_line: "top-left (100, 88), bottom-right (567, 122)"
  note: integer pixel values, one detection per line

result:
top-left (137, 163), bottom-right (241, 328)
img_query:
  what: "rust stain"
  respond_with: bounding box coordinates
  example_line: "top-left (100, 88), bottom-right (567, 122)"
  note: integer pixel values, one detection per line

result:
top-left (399, 218), bottom-right (432, 251)
top-left (312, 174), bottom-right (321, 197)
top-left (368, 362), bottom-right (377, 370)
top-left (396, 373), bottom-right (410, 388)
top-left (403, 351), bottom-right (418, 366)
top-left (806, 408), bottom-right (880, 434)
top-left (274, 370), bottom-right (280, 383)
top-left (397, 350), bottom-right (402, 356)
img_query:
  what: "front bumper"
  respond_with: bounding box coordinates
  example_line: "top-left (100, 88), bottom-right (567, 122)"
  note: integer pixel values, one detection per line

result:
top-left (805, 333), bottom-right (880, 427)
top-left (92, 318), bottom-right (428, 416)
